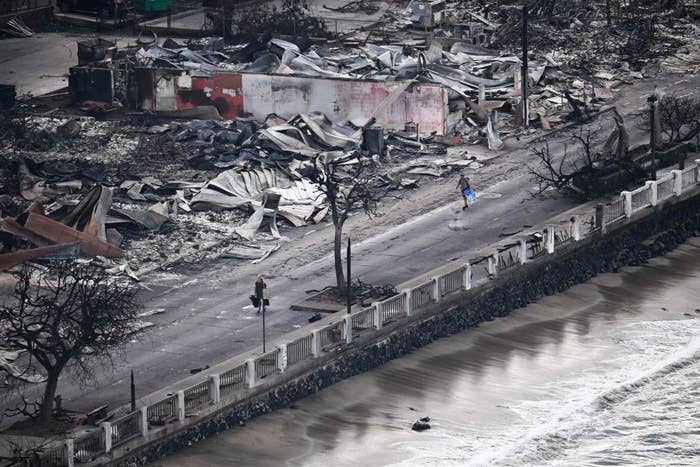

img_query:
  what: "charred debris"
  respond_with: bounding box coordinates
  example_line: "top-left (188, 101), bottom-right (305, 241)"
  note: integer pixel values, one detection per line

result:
top-left (0, 0), bottom-right (697, 277)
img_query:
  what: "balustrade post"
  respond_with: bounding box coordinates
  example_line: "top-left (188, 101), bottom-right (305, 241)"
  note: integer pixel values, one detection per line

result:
top-left (372, 304), bottom-right (382, 330)
top-left (176, 390), bottom-right (186, 420)
top-left (488, 252), bottom-right (498, 276)
top-left (245, 360), bottom-right (256, 388)
top-left (572, 216), bottom-right (581, 241)
top-left (102, 422), bottom-right (113, 453)
top-left (209, 374), bottom-right (221, 404)
top-left (519, 239), bottom-right (528, 263)
top-left (695, 159), bottom-right (700, 183)
top-left (276, 344), bottom-right (287, 372)
top-left (65, 439), bottom-right (75, 467)
top-left (139, 407), bottom-right (148, 436)
top-left (344, 315), bottom-right (353, 343)
top-left (546, 226), bottom-right (555, 253)
top-left (433, 277), bottom-right (441, 303)
top-left (671, 170), bottom-right (683, 195)
top-left (649, 180), bottom-right (659, 206)
top-left (404, 290), bottom-right (412, 316)
top-left (595, 204), bottom-right (606, 235)
top-left (621, 191), bottom-right (632, 218)
top-left (464, 263), bottom-right (472, 289)
top-left (311, 330), bottom-right (322, 355)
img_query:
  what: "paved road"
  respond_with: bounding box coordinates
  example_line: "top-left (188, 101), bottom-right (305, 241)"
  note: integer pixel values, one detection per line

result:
top-left (7, 71), bottom-right (699, 419)
top-left (40, 129), bottom-right (595, 413)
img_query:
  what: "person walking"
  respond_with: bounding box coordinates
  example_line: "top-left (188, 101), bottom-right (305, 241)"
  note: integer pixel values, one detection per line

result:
top-left (457, 174), bottom-right (473, 210)
top-left (254, 275), bottom-right (266, 314)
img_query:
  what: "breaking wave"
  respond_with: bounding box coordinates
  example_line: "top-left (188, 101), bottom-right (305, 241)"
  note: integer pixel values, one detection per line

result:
top-left (468, 335), bottom-right (700, 467)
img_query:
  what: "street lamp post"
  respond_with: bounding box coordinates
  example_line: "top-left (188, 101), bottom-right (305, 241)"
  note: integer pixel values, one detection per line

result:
top-left (648, 93), bottom-right (658, 180)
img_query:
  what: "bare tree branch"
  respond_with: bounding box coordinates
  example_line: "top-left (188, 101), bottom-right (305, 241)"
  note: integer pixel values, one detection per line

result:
top-left (0, 261), bottom-right (141, 423)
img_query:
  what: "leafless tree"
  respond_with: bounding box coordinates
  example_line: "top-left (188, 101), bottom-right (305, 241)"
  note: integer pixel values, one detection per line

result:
top-left (530, 123), bottom-right (644, 200)
top-left (0, 261), bottom-right (140, 423)
top-left (657, 95), bottom-right (700, 143)
top-left (303, 153), bottom-right (390, 293)
top-left (529, 130), bottom-right (604, 200)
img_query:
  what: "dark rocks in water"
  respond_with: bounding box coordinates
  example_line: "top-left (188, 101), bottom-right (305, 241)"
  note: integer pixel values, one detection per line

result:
top-left (412, 416), bottom-right (431, 431)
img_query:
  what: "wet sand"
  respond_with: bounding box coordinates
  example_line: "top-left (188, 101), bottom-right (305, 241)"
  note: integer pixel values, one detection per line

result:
top-left (156, 238), bottom-right (700, 467)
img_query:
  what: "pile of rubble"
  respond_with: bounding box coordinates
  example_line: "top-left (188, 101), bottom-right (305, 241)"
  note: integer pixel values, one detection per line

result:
top-left (3, 0), bottom-right (697, 278)
top-left (1, 106), bottom-right (483, 278)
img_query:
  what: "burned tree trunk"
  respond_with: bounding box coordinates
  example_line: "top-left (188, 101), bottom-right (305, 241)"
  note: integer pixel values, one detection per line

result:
top-left (333, 220), bottom-right (346, 294)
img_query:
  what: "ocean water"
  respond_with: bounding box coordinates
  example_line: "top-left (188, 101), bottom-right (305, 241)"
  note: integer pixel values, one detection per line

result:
top-left (158, 238), bottom-right (700, 467)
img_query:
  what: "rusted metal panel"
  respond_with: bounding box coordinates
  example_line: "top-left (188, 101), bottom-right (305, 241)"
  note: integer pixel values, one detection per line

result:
top-left (23, 213), bottom-right (123, 258)
top-left (0, 243), bottom-right (80, 271)
top-left (0, 217), bottom-right (53, 247)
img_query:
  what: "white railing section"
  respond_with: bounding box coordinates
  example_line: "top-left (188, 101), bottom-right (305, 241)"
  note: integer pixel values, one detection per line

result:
top-left (604, 197), bottom-right (625, 224)
top-left (439, 267), bottom-right (465, 296)
top-left (630, 184), bottom-right (651, 212)
top-left (470, 258), bottom-right (490, 283)
top-left (552, 222), bottom-right (574, 247)
top-left (377, 293), bottom-right (407, 324)
top-left (409, 280), bottom-right (435, 312)
top-left (254, 350), bottom-right (280, 380)
top-left (319, 321), bottom-right (345, 351)
top-left (147, 394), bottom-right (178, 426)
top-left (656, 174), bottom-right (675, 202)
top-left (183, 380), bottom-right (211, 416)
top-left (35, 442), bottom-right (69, 467)
top-left (526, 233), bottom-right (547, 260)
top-left (47, 160), bottom-right (700, 466)
top-left (74, 429), bottom-right (105, 463)
top-left (286, 334), bottom-right (314, 366)
top-left (219, 363), bottom-right (247, 397)
top-left (497, 243), bottom-right (520, 271)
top-left (350, 306), bottom-right (376, 336)
top-left (681, 165), bottom-right (697, 190)
top-left (111, 411), bottom-right (142, 448)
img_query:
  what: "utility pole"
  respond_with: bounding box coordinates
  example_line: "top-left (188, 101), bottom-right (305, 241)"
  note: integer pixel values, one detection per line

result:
top-left (346, 238), bottom-right (352, 314)
top-left (648, 93), bottom-right (658, 180)
top-left (521, 1), bottom-right (529, 128)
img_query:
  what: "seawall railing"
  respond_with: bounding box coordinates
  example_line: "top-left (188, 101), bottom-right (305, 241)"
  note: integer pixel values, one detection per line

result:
top-left (43, 160), bottom-right (700, 466)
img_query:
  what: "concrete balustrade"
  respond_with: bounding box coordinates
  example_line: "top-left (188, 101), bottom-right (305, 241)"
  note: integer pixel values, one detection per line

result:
top-left (176, 390), bottom-right (186, 420)
top-left (488, 252), bottom-right (498, 276)
top-left (464, 263), bottom-right (472, 289)
top-left (344, 315), bottom-right (353, 343)
top-left (102, 422), bottom-right (112, 454)
top-left (649, 180), bottom-right (659, 206)
top-left (209, 375), bottom-right (221, 404)
top-left (66, 439), bottom-right (74, 467)
top-left (139, 407), bottom-right (148, 438)
top-left (672, 170), bottom-right (683, 195)
top-left (621, 190), bottom-right (632, 217)
top-left (546, 226), bottom-right (555, 254)
top-left (49, 160), bottom-right (700, 467)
